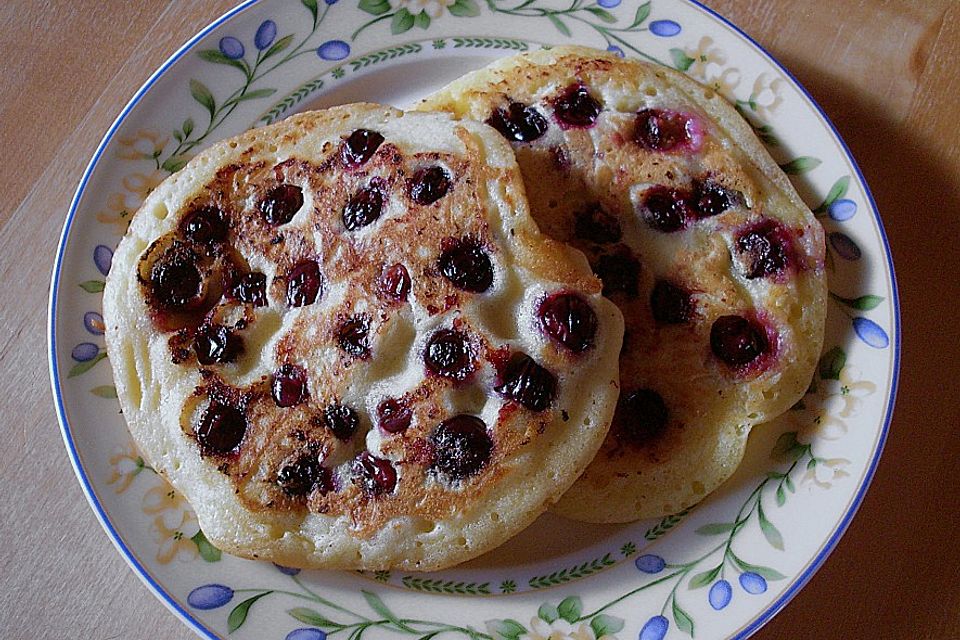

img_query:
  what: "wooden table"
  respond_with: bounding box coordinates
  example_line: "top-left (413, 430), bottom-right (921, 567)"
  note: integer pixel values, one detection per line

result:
top-left (3, 1), bottom-right (957, 637)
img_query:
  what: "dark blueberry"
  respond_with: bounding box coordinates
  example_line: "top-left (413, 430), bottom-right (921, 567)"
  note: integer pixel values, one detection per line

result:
top-left (286, 260), bottom-right (322, 307)
top-left (277, 454), bottom-right (331, 497)
top-left (337, 315), bottom-right (371, 358)
top-left (429, 415), bottom-right (493, 480)
top-left (574, 205), bottom-right (622, 244)
top-left (377, 397), bottom-right (412, 434)
top-left (593, 247), bottom-right (640, 297)
top-left (409, 166), bottom-right (451, 205)
top-left (553, 83), bottom-right (602, 128)
top-left (342, 183), bottom-right (385, 231)
top-left (615, 389), bottom-right (668, 445)
top-left (378, 263), bottom-right (411, 302)
top-left (650, 280), bottom-right (693, 324)
top-left (634, 108), bottom-right (692, 151)
top-left (148, 244), bottom-right (203, 309)
top-left (438, 237), bottom-right (493, 293)
top-left (342, 129), bottom-right (385, 167)
top-left (423, 329), bottom-right (474, 381)
top-left (639, 186), bottom-right (692, 233)
top-left (193, 324), bottom-right (243, 365)
top-left (323, 403), bottom-right (360, 440)
top-left (494, 353), bottom-right (556, 412)
top-left (710, 315), bottom-right (769, 366)
top-left (271, 364), bottom-right (308, 407)
top-left (485, 102), bottom-right (548, 142)
top-left (537, 292), bottom-right (598, 353)
top-left (259, 184), bottom-right (304, 225)
top-left (180, 206), bottom-right (228, 244)
top-left (196, 402), bottom-right (247, 455)
top-left (692, 178), bottom-right (740, 218)
top-left (736, 221), bottom-right (789, 279)
top-left (351, 451), bottom-right (397, 496)
top-left (230, 272), bottom-right (267, 307)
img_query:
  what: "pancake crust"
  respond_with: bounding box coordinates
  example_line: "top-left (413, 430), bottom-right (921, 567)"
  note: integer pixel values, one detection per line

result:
top-left (103, 104), bottom-right (623, 568)
top-left (419, 47), bottom-right (826, 522)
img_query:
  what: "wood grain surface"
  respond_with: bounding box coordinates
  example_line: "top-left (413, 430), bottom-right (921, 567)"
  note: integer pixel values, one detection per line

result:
top-left (2, 1), bottom-right (957, 637)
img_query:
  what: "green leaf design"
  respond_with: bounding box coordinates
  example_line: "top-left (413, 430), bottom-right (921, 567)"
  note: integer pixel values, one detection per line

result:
top-left (688, 565), bottom-right (721, 589)
top-left (814, 175), bottom-right (850, 213)
top-left (672, 598), bottom-right (694, 636)
top-left (302, 0), bottom-right (319, 19)
top-left (528, 554), bottom-right (615, 588)
top-left (264, 34), bottom-right (295, 60)
top-left (79, 280), bottom-right (105, 293)
top-left (590, 614), bottom-right (625, 637)
top-left (758, 503), bottom-right (784, 550)
top-left (818, 346), bottom-right (846, 380)
top-left (538, 603), bottom-right (559, 623)
top-left (182, 118), bottom-right (194, 137)
top-left (197, 49), bottom-right (247, 73)
top-left (670, 48), bottom-right (694, 71)
top-left (228, 88), bottom-right (277, 106)
top-left (362, 591), bottom-right (414, 632)
top-left (830, 293), bottom-right (884, 311)
top-left (359, 0), bottom-right (391, 14)
top-left (772, 431), bottom-right (804, 460)
top-left (173, 130), bottom-right (183, 143)
top-left (785, 475), bottom-right (796, 493)
top-left (620, 541), bottom-right (637, 556)
top-left (349, 44), bottom-right (423, 71)
top-left (190, 529), bottom-right (221, 562)
top-left (730, 556), bottom-right (787, 581)
top-left (779, 156), bottom-right (821, 174)
top-left (161, 155), bottom-right (190, 173)
top-left (400, 577), bottom-right (490, 594)
top-left (775, 484), bottom-right (787, 506)
top-left (695, 522), bottom-right (734, 536)
top-left (228, 592), bottom-right (272, 633)
top-left (499, 580), bottom-right (516, 594)
top-left (90, 385), bottom-right (117, 399)
top-left (487, 619), bottom-right (526, 640)
top-left (557, 596), bottom-right (582, 623)
top-left (189, 79), bottom-right (216, 120)
top-left (260, 78), bottom-right (325, 125)
top-left (448, 0), bottom-right (481, 17)
top-left (547, 14), bottom-right (571, 37)
top-left (756, 124), bottom-right (779, 146)
top-left (451, 37), bottom-right (528, 50)
top-left (288, 607), bottom-right (341, 628)
top-left (415, 11), bottom-right (431, 29)
top-left (391, 8), bottom-right (415, 34)
top-left (68, 352), bottom-right (107, 378)
top-left (630, 2), bottom-right (651, 28)
top-left (585, 6), bottom-right (617, 23)
top-left (644, 507), bottom-right (692, 540)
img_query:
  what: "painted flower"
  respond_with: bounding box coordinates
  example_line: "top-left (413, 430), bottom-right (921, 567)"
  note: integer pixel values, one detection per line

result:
top-left (802, 457), bottom-right (851, 489)
top-left (798, 365), bottom-right (875, 444)
top-left (685, 37), bottom-right (727, 82)
top-left (107, 448), bottom-right (146, 494)
top-left (150, 511), bottom-right (199, 564)
top-left (748, 73), bottom-right (784, 117)
top-left (116, 130), bottom-right (169, 161)
top-left (396, 0), bottom-right (454, 17)
top-left (122, 170), bottom-right (166, 202)
top-left (95, 169), bottom-right (166, 233)
top-left (519, 616), bottom-right (615, 640)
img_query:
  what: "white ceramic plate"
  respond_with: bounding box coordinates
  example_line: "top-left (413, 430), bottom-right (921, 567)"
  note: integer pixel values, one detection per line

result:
top-left (49, 1), bottom-right (899, 639)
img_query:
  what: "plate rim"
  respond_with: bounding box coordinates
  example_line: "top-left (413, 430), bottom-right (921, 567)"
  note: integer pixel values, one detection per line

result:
top-left (46, 1), bottom-right (901, 639)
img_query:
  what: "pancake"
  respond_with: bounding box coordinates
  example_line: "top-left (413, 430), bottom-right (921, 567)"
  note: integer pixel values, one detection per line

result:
top-left (102, 104), bottom-right (623, 568)
top-left (419, 47), bottom-right (826, 522)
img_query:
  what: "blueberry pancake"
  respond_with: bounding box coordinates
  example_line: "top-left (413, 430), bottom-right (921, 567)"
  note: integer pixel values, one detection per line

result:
top-left (102, 105), bottom-right (623, 568)
top-left (420, 47), bottom-right (826, 522)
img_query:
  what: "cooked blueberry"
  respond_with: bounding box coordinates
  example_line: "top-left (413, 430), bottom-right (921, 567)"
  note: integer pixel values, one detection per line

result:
top-left (593, 247), bottom-right (640, 297)
top-left (277, 454), bottom-right (331, 497)
top-left (424, 329), bottom-right (474, 381)
top-left (196, 402), bottom-right (247, 455)
top-left (710, 315), bottom-right (769, 366)
top-left (409, 166), bottom-right (451, 205)
top-left (342, 129), bottom-right (385, 167)
top-left (486, 102), bottom-right (548, 142)
top-left (271, 364), bottom-right (308, 407)
top-left (736, 221), bottom-right (790, 278)
top-left (537, 292), bottom-right (598, 353)
top-left (377, 397), bottom-right (412, 434)
top-left (193, 324), bottom-right (243, 365)
top-left (351, 451), bottom-right (397, 496)
top-left (650, 280), bottom-right (693, 324)
top-left (259, 184), bottom-right (304, 225)
top-left (323, 403), bottom-right (360, 440)
top-left (286, 260), bottom-right (322, 307)
top-left (574, 205), bottom-right (622, 244)
top-left (615, 389), bottom-right (668, 445)
top-left (640, 186), bottom-right (692, 232)
top-left (378, 263), bottom-right (411, 302)
top-left (494, 353), bottom-right (556, 412)
top-left (634, 108), bottom-right (692, 151)
top-left (180, 206), bottom-right (228, 244)
top-left (553, 83), bottom-right (602, 128)
top-left (343, 182), bottom-right (385, 231)
top-left (438, 237), bottom-right (493, 293)
top-left (230, 272), bottom-right (267, 306)
top-left (148, 243), bottom-right (203, 309)
top-left (337, 315), bottom-right (370, 358)
top-left (692, 178), bottom-right (740, 218)
top-left (429, 415), bottom-right (493, 480)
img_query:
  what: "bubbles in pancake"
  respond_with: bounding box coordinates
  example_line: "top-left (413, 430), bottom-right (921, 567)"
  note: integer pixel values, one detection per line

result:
top-left (650, 280), bottom-right (694, 325)
top-left (494, 352), bottom-right (557, 412)
top-left (486, 101), bottom-right (548, 142)
top-left (285, 259), bottom-right (323, 307)
top-left (409, 166), bottom-right (451, 205)
top-left (429, 415), bottom-right (493, 480)
top-left (537, 291), bottom-right (598, 353)
top-left (259, 184), bottom-right (304, 226)
top-left (438, 237), bottom-right (493, 293)
top-left (351, 451), bottom-right (397, 496)
top-left (341, 128), bottom-right (384, 167)
top-left (196, 402), bottom-right (247, 455)
top-left (337, 315), bottom-right (371, 359)
top-left (193, 323), bottom-right (243, 365)
top-left (423, 328), bottom-right (475, 381)
top-left (710, 314), bottom-right (769, 366)
top-left (553, 83), bottom-right (602, 128)
top-left (271, 364), bottom-right (308, 407)
top-left (322, 403), bottom-right (360, 440)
